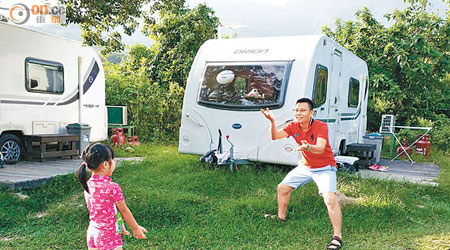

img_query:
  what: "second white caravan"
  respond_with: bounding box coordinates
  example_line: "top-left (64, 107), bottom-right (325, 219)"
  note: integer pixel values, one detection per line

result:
top-left (0, 23), bottom-right (107, 163)
top-left (179, 35), bottom-right (369, 166)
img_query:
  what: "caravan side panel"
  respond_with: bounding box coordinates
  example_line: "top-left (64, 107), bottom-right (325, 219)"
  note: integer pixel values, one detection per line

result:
top-left (0, 23), bottom-right (106, 142)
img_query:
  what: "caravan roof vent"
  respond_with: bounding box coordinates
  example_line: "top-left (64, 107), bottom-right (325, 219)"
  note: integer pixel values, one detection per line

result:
top-left (380, 114), bottom-right (395, 133)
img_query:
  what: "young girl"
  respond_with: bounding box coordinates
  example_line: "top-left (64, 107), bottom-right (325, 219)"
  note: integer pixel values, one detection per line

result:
top-left (76, 143), bottom-right (147, 250)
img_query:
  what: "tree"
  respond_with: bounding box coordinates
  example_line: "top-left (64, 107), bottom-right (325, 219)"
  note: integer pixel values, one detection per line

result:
top-left (105, 52), bottom-right (125, 64)
top-left (323, 0), bottom-right (450, 131)
top-left (61, 0), bottom-right (219, 59)
top-left (61, 0), bottom-right (151, 54)
top-left (103, 0), bottom-right (219, 140)
top-left (118, 44), bottom-right (153, 74)
top-left (115, 0), bottom-right (219, 88)
top-left (64, 0), bottom-right (219, 86)
top-left (142, 1), bottom-right (220, 87)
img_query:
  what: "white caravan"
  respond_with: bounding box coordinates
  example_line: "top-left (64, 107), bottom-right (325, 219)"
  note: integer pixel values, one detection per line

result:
top-left (0, 23), bottom-right (107, 163)
top-left (179, 35), bottom-right (369, 166)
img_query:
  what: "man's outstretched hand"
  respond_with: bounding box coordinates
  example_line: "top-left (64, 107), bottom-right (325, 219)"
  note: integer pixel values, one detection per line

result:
top-left (260, 108), bottom-right (275, 122)
top-left (296, 140), bottom-right (309, 152)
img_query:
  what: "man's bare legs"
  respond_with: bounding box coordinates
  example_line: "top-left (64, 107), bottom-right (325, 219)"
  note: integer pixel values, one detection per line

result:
top-left (277, 183), bottom-right (294, 220)
top-left (323, 192), bottom-right (342, 248)
top-left (277, 186), bottom-right (342, 239)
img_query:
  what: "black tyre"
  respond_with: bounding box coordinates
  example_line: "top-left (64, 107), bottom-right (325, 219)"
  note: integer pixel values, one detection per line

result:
top-left (0, 134), bottom-right (23, 164)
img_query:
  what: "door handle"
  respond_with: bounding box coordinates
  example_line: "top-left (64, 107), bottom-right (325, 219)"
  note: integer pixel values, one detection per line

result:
top-left (320, 107), bottom-right (325, 111)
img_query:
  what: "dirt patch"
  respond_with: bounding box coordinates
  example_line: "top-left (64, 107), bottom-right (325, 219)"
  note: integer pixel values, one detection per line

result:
top-left (416, 234), bottom-right (450, 249)
top-left (14, 192), bottom-right (29, 200)
top-left (336, 192), bottom-right (364, 207)
top-left (35, 212), bottom-right (48, 218)
top-left (0, 235), bottom-right (15, 241)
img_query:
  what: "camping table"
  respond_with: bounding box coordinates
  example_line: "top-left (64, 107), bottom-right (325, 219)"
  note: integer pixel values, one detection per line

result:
top-left (24, 134), bottom-right (79, 161)
top-left (387, 126), bottom-right (432, 165)
top-left (345, 143), bottom-right (376, 169)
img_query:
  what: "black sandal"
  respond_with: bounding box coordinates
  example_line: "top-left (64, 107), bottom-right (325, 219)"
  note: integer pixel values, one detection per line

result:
top-left (263, 213), bottom-right (286, 222)
top-left (326, 236), bottom-right (343, 249)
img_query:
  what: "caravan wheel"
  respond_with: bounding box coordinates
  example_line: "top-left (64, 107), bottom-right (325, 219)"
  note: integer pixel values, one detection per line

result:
top-left (0, 134), bottom-right (23, 164)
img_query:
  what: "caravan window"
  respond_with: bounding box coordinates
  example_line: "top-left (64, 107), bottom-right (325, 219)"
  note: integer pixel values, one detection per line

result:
top-left (198, 62), bottom-right (291, 110)
top-left (348, 78), bottom-right (360, 107)
top-left (312, 65), bottom-right (328, 108)
top-left (25, 58), bottom-right (64, 94)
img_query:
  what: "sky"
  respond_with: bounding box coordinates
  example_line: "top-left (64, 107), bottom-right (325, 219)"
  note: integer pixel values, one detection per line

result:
top-left (9, 0), bottom-right (450, 49)
top-left (192, 0), bottom-right (448, 38)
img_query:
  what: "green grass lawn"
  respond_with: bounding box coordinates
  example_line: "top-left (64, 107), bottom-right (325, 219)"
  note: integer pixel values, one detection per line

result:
top-left (0, 144), bottom-right (449, 249)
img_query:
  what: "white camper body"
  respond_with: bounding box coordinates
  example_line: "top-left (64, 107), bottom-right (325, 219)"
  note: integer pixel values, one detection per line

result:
top-left (179, 35), bottom-right (369, 166)
top-left (0, 23), bottom-right (107, 163)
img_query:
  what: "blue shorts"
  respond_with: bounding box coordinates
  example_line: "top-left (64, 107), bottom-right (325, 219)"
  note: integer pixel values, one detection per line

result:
top-left (280, 164), bottom-right (337, 194)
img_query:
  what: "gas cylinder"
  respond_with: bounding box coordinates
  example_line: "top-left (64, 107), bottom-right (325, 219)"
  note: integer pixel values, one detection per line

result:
top-left (396, 140), bottom-right (411, 156)
top-left (424, 134), bottom-right (431, 156)
top-left (128, 136), bottom-right (141, 146)
top-left (416, 134), bottom-right (431, 156)
top-left (110, 128), bottom-right (127, 146)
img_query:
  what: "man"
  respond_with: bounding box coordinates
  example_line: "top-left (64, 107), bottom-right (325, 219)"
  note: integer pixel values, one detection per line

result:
top-left (261, 97), bottom-right (343, 250)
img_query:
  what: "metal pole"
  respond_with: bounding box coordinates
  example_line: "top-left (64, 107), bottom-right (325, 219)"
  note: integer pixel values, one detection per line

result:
top-left (78, 57), bottom-right (83, 123)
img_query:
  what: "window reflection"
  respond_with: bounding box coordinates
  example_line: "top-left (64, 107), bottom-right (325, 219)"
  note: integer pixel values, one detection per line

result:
top-left (26, 58), bottom-right (64, 94)
top-left (198, 62), bottom-right (290, 109)
top-left (348, 78), bottom-right (360, 108)
top-left (313, 65), bottom-right (328, 108)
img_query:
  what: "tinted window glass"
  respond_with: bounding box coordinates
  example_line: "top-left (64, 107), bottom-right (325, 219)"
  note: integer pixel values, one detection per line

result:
top-left (26, 58), bottom-right (64, 94)
top-left (198, 62), bottom-right (291, 110)
top-left (313, 65), bottom-right (328, 108)
top-left (348, 78), bottom-right (360, 107)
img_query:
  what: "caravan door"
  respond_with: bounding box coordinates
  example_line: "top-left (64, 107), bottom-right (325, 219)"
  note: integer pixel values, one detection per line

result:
top-left (326, 48), bottom-right (342, 151)
top-left (311, 49), bottom-right (342, 153)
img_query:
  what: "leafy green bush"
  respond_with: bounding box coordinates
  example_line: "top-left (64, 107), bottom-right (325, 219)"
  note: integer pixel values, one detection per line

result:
top-left (431, 115), bottom-right (450, 154)
top-left (105, 63), bottom-right (184, 142)
top-left (396, 129), bottom-right (423, 145)
top-left (103, 3), bottom-right (219, 143)
top-left (395, 117), bottom-right (434, 144)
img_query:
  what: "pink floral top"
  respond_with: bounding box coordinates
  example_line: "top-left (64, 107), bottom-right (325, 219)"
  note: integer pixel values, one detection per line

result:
top-left (84, 175), bottom-right (125, 233)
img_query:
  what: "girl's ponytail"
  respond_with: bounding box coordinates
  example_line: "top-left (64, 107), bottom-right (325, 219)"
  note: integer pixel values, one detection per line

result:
top-left (76, 143), bottom-right (115, 193)
top-left (76, 162), bottom-right (90, 193)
